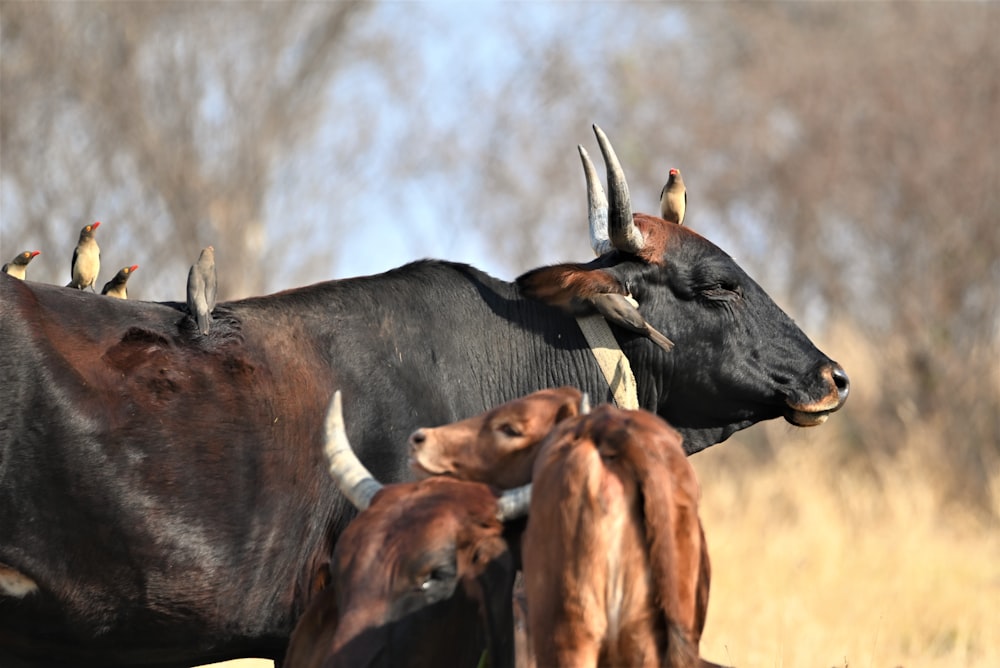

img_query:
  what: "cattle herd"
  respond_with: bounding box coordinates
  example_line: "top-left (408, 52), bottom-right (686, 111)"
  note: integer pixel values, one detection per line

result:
top-left (0, 126), bottom-right (848, 667)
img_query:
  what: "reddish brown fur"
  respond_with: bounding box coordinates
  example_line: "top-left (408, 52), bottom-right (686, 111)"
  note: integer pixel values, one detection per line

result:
top-left (411, 391), bottom-right (717, 667)
top-left (633, 212), bottom-right (679, 264)
top-left (521, 405), bottom-right (710, 668)
top-left (518, 214), bottom-right (706, 311)
top-left (285, 477), bottom-right (515, 668)
top-left (409, 387), bottom-right (583, 489)
top-left (516, 267), bottom-right (628, 313)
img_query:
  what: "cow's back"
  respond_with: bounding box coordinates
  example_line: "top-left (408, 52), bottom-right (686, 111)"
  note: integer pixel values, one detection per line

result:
top-left (0, 276), bottom-right (340, 665)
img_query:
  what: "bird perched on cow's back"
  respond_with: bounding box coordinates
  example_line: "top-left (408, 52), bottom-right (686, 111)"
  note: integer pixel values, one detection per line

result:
top-left (659, 168), bottom-right (686, 226)
top-left (101, 264), bottom-right (138, 299)
top-left (67, 221), bottom-right (101, 290)
top-left (2, 250), bottom-right (41, 280)
top-left (187, 246), bottom-right (217, 335)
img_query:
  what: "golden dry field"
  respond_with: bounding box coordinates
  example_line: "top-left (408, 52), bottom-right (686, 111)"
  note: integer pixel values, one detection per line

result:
top-left (692, 430), bottom-right (1000, 668)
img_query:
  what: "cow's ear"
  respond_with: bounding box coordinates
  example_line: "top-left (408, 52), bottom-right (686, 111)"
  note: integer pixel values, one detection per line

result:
top-left (516, 263), bottom-right (627, 315)
top-left (553, 387), bottom-right (584, 423)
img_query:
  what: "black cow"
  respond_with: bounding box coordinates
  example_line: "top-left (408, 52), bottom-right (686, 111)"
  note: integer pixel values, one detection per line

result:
top-left (0, 126), bottom-right (847, 666)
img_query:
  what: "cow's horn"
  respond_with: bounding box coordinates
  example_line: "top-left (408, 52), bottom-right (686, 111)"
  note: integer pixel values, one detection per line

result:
top-left (579, 145), bottom-right (612, 257)
top-left (579, 392), bottom-right (591, 415)
top-left (496, 483), bottom-right (532, 521)
top-left (593, 124), bottom-right (644, 254)
top-left (324, 391), bottom-right (383, 511)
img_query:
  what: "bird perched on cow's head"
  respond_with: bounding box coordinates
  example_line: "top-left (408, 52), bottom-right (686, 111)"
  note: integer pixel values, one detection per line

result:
top-left (659, 167), bottom-right (686, 226)
top-left (67, 221), bottom-right (101, 291)
top-left (2, 250), bottom-right (41, 280)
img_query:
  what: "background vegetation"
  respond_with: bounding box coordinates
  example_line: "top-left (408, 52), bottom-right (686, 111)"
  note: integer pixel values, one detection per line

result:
top-left (2, 3), bottom-right (996, 666)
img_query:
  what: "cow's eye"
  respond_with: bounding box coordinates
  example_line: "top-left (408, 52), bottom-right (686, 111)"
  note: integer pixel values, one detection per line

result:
top-left (498, 423), bottom-right (522, 438)
top-left (419, 564), bottom-right (457, 592)
top-left (701, 282), bottom-right (743, 301)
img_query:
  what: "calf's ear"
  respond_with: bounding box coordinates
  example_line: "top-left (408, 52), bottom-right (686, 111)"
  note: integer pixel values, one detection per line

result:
top-left (516, 263), bottom-right (627, 315)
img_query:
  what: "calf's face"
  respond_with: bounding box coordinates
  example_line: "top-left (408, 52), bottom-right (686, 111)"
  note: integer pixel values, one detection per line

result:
top-left (325, 477), bottom-right (515, 668)
top-left (408, 386), bottom-right (583, 489)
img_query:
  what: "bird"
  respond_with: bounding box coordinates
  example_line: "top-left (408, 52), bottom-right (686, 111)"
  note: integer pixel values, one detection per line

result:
top-left (658, 168), bottom-right (686, 225)
top-left (588, 292), bottom-right (674, 353)
top-left (67, 221), bottom-right (101, 290)
top-left (101, 264), bottom-right (138, 299)
top-left (187, 246), bottom-right (217, 335)
top-left (2, 250), bottom-right (41, 280)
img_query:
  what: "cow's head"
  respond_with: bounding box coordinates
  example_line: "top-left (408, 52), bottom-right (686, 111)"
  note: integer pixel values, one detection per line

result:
top-left (303, 393), bottom-right (529, 668)
top-left (517, 125), bottom-right (849, 453)
top-left (408, 386), bottom-right (586, 489)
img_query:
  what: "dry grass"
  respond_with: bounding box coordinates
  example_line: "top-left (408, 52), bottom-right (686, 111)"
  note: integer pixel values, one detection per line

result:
top-left (691, 430), bottom-right (1000, 668)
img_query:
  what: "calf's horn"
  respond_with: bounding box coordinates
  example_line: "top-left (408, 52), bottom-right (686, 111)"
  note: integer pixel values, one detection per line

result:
top-left (592, 124), bottom-right (644, 254)
top-left (324, 391), bottom-right (383, 511)
top-left (579, 146), bottom-right (612, 257)
top-left (496, 483), bottom-right (532, 521)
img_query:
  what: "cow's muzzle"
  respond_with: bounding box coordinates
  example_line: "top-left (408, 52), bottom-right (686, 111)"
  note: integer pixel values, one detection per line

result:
top-left (784, 363), bottom-right (850, 427)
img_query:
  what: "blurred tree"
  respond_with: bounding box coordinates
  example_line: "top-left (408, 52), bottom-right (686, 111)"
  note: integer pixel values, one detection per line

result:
top-left (1, 2), bottom-right (996, 511)
top-left (0, 0), bottom-right (405, 299)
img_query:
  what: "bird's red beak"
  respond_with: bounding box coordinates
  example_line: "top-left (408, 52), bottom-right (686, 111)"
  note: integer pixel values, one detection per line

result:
top-left (129, 265), bottom-right (139, 273)
top-left (91, 221), bottom-right (101, 230)
top-left (30, 251), bottom-right (40, 258)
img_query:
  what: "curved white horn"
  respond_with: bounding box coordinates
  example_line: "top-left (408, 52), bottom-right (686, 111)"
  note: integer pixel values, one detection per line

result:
top-left (496, 483), bottom-right (532, 521)
top-left (593, 124), bottom-right (644, 254)
top-left (579, 146), bottom-right (612, 256)
top-left (324, 391), bottom-right (383, 511)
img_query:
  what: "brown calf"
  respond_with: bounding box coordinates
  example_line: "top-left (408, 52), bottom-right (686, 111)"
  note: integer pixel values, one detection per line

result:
top-left (284, 393), bottom-right (528, 668)
top-left (524, 405), bottom-right (713, 667)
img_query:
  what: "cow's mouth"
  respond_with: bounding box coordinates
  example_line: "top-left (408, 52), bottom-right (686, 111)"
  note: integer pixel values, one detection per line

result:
top-left (407, 456), bottom-right (452, 479)
top-left (783, 407), bottom-right (834, 427)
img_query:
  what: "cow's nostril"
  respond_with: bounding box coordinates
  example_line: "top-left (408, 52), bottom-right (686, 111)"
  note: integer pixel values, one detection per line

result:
top-left (831, 365), bottom-right (850, 404)
top-left (408, 429), bottom-right (426, 451)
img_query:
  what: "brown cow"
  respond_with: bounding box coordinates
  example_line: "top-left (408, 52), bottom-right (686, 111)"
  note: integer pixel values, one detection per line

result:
top-left (284, 392), bottom-right (530, 668)
top-left (524, 406), bottom-right (716, 667)
top-left (410, 391), bottom-right (722, 668)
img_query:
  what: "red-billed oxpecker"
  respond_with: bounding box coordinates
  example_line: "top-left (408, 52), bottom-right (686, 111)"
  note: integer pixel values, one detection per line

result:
top-left (67, 221), bottom-right (101, 290)
top-left (101, 265), bottom-right (139, 300)
top-left (659, 168), bottom-right (686, 226)
top-left (284, 392), bottom-right (529, 668)
top-left (2, 250), bottom-right (40, 280)
top-left (187, 245), bottom-right (217, 335)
